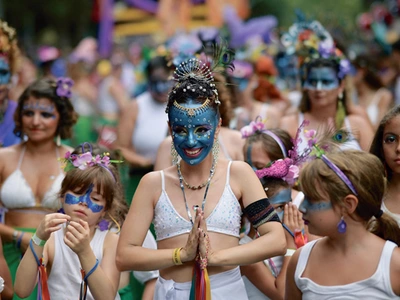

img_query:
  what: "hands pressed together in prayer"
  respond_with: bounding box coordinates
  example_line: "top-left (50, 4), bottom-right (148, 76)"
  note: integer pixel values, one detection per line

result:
top-left (180, 208), bottom-right (212, 268)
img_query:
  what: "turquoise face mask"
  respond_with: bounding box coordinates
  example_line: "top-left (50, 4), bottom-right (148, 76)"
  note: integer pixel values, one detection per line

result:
top-left (65, 184), bottom-right (104, 213)
top-left (169, 100), bottom-right (218, 165)
top-left (303, 67), bottom-right (339, 91)
top-left (0, 58), bottom-right (11, 85)
top-left (299, 197), bottom-right (332, 214)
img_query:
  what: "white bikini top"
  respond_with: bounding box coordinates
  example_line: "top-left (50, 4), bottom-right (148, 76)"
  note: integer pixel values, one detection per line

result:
top-left (297, 113), bottom-right (362, 154)
top-left (0, 146), bottom-right (64, 210)
top-left (153, 161), bottom-right (242, 241)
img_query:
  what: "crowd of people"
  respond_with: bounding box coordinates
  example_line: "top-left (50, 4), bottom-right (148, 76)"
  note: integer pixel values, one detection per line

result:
top-left (1, 4), bottom-right (400, 299)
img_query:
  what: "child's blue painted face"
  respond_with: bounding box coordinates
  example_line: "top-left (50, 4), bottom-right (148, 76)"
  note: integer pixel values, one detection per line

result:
top-left (299, 197), bottom-right (332, 214)
top-left (0, 58), bottom-right (11, 85)
top-left (169, 101), bottom-right (219, 165)
top-left (65, 184), bottom-right (104, 213)
top-left (303, 67), bottom-right (339, 91)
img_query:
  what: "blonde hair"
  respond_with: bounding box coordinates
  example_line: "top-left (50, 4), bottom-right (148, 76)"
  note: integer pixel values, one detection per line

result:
top-left (300, 151), bottom-right (400, 245)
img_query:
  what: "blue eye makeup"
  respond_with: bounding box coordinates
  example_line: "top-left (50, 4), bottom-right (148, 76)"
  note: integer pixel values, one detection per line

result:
top-left (65, 184), bottom-right (104, 213)
top-left (299, 197), bottom-right (332, 213)
top-left (303, 67), bottom-right (339, 91)
top-left (383, 134), bottom-right (399, 145)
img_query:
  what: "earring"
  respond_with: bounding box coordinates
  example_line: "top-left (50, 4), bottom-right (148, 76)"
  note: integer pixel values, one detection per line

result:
top-left (337, 216), bottom-right (347, 233)
top-left (171, 142), bottom-right (179, 165)
top-left (212, 138), bottom-right (220, 165)
top-left (56, 134), bottom-right (61, 147)
top-left (338, 92), bottom-right (343, 99)
top-left (98, 219), bottom-right (110, 231)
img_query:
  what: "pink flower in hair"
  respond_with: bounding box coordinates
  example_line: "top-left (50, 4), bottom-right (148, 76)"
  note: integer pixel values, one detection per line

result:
top-left (240, 118), bottom-right (266, 138)
top-left (282, 165), bottom-right (300, 185)
top-left (101, 155), bottom-right (110, 166)
top-left (72, 151), bottom-right (93, 170)
top-left (304, 129), bottom-right (317, 147)
top-left (64, 151), bottom-right (71, 159)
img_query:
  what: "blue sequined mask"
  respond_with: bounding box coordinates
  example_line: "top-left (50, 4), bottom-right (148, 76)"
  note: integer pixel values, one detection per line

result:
top-left (303, 67), bottom-right (339, 91)
top-left (299, 197), bottom-right (332, 214)
top-left (0, 58), bottom-right (11, 85)
top-left (169, 100), bottom-right (218, 165)
top-left (65, 184), bottom-right (104, 213)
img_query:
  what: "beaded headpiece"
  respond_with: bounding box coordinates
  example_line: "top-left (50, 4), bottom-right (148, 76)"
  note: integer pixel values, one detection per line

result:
top-left (167, 42), bottom-right (235, 117)
top-left (281, 20), bottom-right (351, 79)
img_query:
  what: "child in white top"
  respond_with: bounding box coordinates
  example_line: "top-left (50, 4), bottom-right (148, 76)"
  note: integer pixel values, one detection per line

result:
top-left (14, 144), bottom-right (127, 300)
top-left (286, 151), bottom-right (400, 299)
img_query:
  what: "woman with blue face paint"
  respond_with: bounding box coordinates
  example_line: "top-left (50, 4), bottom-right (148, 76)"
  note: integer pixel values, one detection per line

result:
top-left (280, 21), bottom-right (374, 152)
top-left (0, 78), bottom-right (77, 300)
top-left (286, 151), bottom-right (400, 299)
top-left (116, 52), bottom-right (286, 300)
top-left (116, 55), bottom-right (173, 204)
top-left (0, 20), bottom-right (21, 148)
top-left (14, 144), bottom-right (126, 299)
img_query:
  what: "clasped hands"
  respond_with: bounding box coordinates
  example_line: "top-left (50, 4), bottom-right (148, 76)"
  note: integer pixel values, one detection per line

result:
top-left (180, 208), bottom-right (211, 268)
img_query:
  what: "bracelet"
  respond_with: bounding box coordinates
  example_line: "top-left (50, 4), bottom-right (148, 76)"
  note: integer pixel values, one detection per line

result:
top-left (12, 230), bottom-right (19, 242)
top-left (83, 259), bottom-right (99, 281)
top-left (31, 233), bottom-right (46, 247)
top-left (172, 247), bottom-right (183, 265)
top-left (285, 249), bottom-right (296, 257)
top-left (16, 232), bottom-right (24, 250)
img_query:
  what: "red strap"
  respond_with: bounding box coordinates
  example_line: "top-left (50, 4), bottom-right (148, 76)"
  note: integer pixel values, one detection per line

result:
top-left (39, 259), bottom-right (51, 300)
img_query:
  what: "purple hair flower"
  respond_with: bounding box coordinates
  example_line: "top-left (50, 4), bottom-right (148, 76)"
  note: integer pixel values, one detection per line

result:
top-left (72, 151), bottom-right (93, 170)
top-left (56, 77), bottom-right (74, 98)
top-left (98, 219), bottom-right (110, 231)
top-left (318, 41), bottom-right (333, 58)
top-left (338, 59), bottom-right (351, 79)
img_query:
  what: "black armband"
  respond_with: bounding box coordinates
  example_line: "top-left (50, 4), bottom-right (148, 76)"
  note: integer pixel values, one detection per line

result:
top-left (243, 198), bottom-right (280, 228)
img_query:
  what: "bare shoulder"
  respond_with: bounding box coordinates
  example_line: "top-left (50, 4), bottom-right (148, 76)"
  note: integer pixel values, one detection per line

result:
top-left (230, 160), bottom-right (259, 183)
top-left (59, 144), bottom-right (73, 155)
top-left (105, 231), bottom-right (120, 246)
top-left (390, 246), bottom-right (400, 295)
top-left (0, 144), bottom-right (22, 168)
top-left (347, 114), bottom-right (372, 128)
top-left (159, 136), bottom-right (173, 149)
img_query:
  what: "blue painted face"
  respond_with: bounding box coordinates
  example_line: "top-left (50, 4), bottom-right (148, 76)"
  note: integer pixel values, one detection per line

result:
top-left (169, 101), bottom-right (219, 165)
top-left (303, 67), bottom-right (339, 91)
top-left (299, 197), bottom-right (332, 214)
top-left (0, 58), bottom-right (11, 85)
top-left (65, 184), bottom-right (104, 213)
top-left (269, 188), bottom-right (292, 221)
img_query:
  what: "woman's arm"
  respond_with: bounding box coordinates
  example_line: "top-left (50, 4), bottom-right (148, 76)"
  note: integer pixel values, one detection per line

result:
top-left (116, 171), bottom-right (200, 271)
top-left (208, 162), bottom-right (286, 266)
top-left (284, 248), bottom-right (302, 300)
top-left (116, 101), bottom-right (153, 168)
top-left (348, 115), bottom-right (374, 151)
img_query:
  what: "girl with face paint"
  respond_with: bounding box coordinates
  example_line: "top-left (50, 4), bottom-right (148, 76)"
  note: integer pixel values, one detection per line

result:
top-left (0, 78), bottom-right (77, 300)
top-left (279, 21), bottom-right (374, 153)
top-left (286, 151), bottom-right (400, 299)
top-left (117, 53), bottom-right (286, 300)
top-left (14, 145), bottom-right (126, 300)
top-left (370, 105), bottom-right (400, 227)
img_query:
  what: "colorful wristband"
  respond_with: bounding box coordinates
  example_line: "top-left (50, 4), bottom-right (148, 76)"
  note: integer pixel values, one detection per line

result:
top-left (12, 230), bottom-right (19, 242)
top-left (172, 247), bottom-right (183, 265)
top-left (16, 232), bottom-right (24, 249)
top-left (31, 233), bottom-right (46, 247)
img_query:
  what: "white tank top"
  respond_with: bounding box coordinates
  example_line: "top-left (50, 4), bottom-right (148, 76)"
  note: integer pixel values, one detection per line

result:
top-left (47, 226), bottom-right (120, 300)
top-left (382, 201), bottom-right (400, 227)
top-left (131, 92), bottom-right (169, 164)
top-left (294, 239), bottom-right (398, 299)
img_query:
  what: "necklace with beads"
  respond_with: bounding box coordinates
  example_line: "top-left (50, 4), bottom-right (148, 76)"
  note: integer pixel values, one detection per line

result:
top-left (177, 161), bottom-right (217, 190)
top-left (176, 159), bottom-right (216, 224)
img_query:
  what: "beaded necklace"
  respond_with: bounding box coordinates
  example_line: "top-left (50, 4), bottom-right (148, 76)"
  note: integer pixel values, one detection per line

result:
top-left (176, 160), bottom-right (216, 224)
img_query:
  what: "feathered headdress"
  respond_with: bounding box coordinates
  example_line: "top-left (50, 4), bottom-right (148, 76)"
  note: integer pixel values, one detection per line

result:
top-left (281, 20), bottom-right (351, 79)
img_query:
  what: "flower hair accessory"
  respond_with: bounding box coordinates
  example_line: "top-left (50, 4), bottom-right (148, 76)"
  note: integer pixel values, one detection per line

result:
top-left (56, 77), bottom-right (74, 98)
top-left (241, 116), bottom-right (288, 158)
top-left (60, 143), bottom-right (122, 180)
top-left (281, 20), bottom-right (351, 79)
